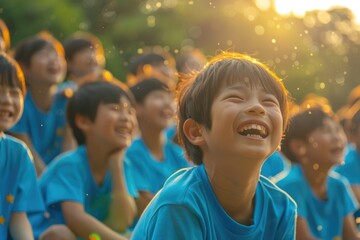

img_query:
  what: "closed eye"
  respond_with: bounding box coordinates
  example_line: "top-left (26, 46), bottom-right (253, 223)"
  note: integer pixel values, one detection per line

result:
top-left (262, 97), bottom-right (279, 106)
top-left (224, 95), bottom-right (245, 102)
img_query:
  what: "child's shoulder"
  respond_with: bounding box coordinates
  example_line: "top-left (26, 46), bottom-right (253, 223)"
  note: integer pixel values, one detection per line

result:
top-left (151, 166), bottom-right (202, 205)
top-left (0, 134), bottom-right (32, 164)
top-left (55, 86), bottom-right (75, 100)
top-left (272, 165), bottom-right (303, 187)
top-left (43, 146), bottom-right (87, 174)
top-left (328, 170), bottom-right (352, 188)
top-left (259, 175), bottom-right (297, 206)
top-left (1, 133), bottom-right (28, 148)
top-left (126, 137), bottom-right (144, 153)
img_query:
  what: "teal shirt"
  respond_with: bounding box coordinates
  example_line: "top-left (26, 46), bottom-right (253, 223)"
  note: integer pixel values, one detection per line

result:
top-left (29, 145), bottom-right (137, 238)
top-left (132, 164), bottom-right (297, 240)
top-left (0, 134), bottom-right (44, 238)
top-left (9, 90), bottom-right (69, 165)
top-left (276, 164), bottom-right (358, 239)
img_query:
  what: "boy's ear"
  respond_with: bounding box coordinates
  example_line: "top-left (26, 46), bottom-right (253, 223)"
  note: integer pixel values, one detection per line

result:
top-left (75, 114), bottom-right (91, 132)
top-left (183, 118), bottom-right (206, 146)
top-left (289, 139), bottom-right (307, 160)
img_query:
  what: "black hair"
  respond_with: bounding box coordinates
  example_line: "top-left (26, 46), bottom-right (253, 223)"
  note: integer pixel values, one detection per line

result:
top-left (0, 52), bottom-right (26, 94)
top-left (129, 78), bottom-right (170, 104)
top-left (14, 35), bottom-right (61, 67)
top-left (128, 53), bottom-right (166, 75)
top-left (281, 108), bottom-right (331, 163)
top-left (63, 38), bottom-right (94, 62)
top-left (67, 81), bottom-right (134, 145)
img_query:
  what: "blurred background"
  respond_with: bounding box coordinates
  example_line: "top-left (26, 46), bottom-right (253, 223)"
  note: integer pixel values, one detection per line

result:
top-left (1, 0), bottom-right (360, 110)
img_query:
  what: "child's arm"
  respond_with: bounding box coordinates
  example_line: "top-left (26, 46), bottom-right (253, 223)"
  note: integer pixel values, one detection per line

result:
top-left (9, 133), bottom-right (45, 176)
top-left (9, 212), bottom-right (34, 240)
top-left (62, 201), bottom-right (126, 240)
top-left (104, 150), bottom-right (137, 231)
top-left (62, 124), bottom-right (77, 152)
top-left (342, 214), bottom-right (360, 239)
top-left (295, 217), bottom-right (319, 240)
top-left (135, 191), bottom-right (154, 216)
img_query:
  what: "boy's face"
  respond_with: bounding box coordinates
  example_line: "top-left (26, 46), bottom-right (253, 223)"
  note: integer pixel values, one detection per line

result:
top-left (88, 96), bottom-right (135, 150)
top-left (304, 118), bottom-right (346, 167)
top-left (25, 45), bottom-right (65, 86)
top-left (137, 90), bottom-right (174, 130)
top-left (0, 86), bottom-right (23, 132)
top-left (68, 48), bottom-right (103, 78)
top-left (201, 82), bottom-right (283, 163)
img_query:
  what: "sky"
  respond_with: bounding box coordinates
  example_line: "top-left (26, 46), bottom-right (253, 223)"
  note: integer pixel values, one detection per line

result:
top-left (274, 0), bottom-right (360, 23)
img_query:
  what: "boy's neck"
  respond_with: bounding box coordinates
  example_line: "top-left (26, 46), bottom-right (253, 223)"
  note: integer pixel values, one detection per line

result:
top-left (86, 143), bottom-right (112, 185)
top-left (141, 127), bottom-right (165, 161)
top-left (204, 155), bottom-right (262, 225)
top-left (300, 162), bottom-right (329, 199)
top-left (28, 84), bottom-right (57, 112)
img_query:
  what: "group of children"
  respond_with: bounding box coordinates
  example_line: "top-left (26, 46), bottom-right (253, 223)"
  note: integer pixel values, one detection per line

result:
top-left (1, 18), bottom-right (360, 240)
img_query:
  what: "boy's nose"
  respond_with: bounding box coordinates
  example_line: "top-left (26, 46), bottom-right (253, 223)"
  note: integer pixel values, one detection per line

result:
top-left (0, 90), bottom-right (11, 102)
top-left (246, 100), bottom-right (265, 115)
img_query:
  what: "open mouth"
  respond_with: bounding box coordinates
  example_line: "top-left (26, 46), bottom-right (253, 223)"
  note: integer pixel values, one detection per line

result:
top-left (0, 110), bottom-right (12, 118)
top-left (115, 126), bottom-right (132, 135)
top-left (238, 123), bottom-right (268, 139)
top-left (330, 147), bottom-right (344, 155)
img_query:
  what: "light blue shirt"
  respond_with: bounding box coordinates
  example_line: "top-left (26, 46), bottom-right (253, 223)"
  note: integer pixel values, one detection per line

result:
top-left (132, 164), bottom-right (297, 240)
top-left (334, 147), bottom-right (360, 185)
top-left (125, 137), bottom-right (190, 195)
top-left (275, 164), bottom-right (358, 239)
top-left (261, 151), bottom-right (291, 179)
top-left (0, 134), bottom-right (44, 238)
top-left (29, 145), bottom-right (137, 238)
top-left (9, 90), bottom-right (70, 165)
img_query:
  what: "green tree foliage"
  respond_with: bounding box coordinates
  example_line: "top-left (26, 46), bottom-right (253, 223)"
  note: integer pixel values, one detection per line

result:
top-left (1, 0), bottom-right (360, 109)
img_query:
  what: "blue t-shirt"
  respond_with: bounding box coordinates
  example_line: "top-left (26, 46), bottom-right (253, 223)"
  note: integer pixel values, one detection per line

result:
top-left (0, 134), bottom-right (45, 237)
top-left (132, 164), bottom-right (297, 240)
top-left (125, 137), bottom-right (190, 195)
top-left (334, 147), bottom-right (360, 185)
top-left (9, 89), bottom-right (70, 165)
top-left (29, 145), bottom-right (138, 238)
top-left (261, 151), bottom-right (291, 179)
top-left (275, 164), bottom-right (358, 239)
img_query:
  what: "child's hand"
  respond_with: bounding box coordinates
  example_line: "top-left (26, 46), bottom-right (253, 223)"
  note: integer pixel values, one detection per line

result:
top-left (108, 150), bottom-right (126, 171)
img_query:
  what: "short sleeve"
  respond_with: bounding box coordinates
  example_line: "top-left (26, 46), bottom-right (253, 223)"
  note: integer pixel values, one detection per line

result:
top-left (41, 163), bottom-right (85, 206)
top-left (276, 198), bottom-right (297, 240)
top-left (12, 146), bottom-right (44, 213)
top-left (339, 178), bottom-right (359, 216)
top-left (132, 205), bottom-right (203, 240)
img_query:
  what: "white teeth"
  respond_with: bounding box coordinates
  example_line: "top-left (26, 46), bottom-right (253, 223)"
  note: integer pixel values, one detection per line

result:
top-left (239, 123), bottom-right (268, 138)
top-left (0, 111), bottom-right (11, 117)
top-left (116, 127), bottom-right (130, 134)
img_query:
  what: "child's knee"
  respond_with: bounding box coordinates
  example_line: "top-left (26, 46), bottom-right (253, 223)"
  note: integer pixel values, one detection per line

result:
top-left (39, 224), bottom-right (76, 240)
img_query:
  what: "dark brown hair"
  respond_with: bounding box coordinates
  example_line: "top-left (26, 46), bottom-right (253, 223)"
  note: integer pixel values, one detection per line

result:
top-left (177, 52), bottom-right (290, 165)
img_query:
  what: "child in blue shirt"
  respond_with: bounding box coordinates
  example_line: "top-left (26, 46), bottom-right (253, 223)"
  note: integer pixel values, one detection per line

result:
top-left (261, 151), bottom-right (291, 179)
top-left (126, 78), bottom-right (190, 216)
top-left (59, 32), bottom-right (106, 91)
top-left (30, 81), bottom-right (138, 240)
top-left (335, 101), bottom-right (360, 227)
top-left (275, 107), bottom-right (360, 239)
top-left (9, 32), bottom-right (76, 175)
top-left (0, 53), bottom-right (44, 239)
top-left (131, 52), bottom-right (297, 239)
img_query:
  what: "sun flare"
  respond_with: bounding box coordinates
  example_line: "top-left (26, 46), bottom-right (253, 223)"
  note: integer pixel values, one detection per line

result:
top-left (274, 0), bottom-right (360, 22)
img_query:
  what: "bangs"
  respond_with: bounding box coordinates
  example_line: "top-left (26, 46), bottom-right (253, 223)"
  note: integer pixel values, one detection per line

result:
top-left (217, 60), bottom-right (284, 101)
top-left (0, 53), bottom-right (26, 94)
